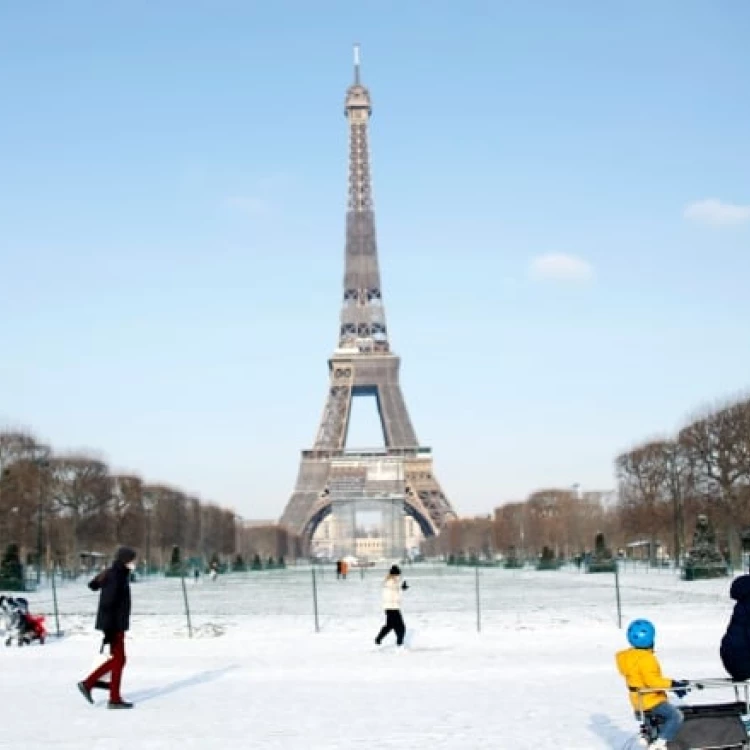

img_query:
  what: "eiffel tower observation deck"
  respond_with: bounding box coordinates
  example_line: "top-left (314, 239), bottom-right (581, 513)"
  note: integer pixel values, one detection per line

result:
top-left (280, 47), bottom-right (457, 549)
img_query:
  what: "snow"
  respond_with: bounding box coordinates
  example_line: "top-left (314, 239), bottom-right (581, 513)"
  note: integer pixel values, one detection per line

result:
top-left (0, 564), bottom-right (742, 749)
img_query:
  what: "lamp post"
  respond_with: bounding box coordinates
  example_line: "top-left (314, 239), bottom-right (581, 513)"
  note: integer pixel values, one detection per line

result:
top-left (143, 491), bottom-right (154, 577)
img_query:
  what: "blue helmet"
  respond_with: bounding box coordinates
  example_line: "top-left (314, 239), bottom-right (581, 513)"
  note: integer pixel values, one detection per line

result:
top-left (627, 619), bottom-right (655, 649)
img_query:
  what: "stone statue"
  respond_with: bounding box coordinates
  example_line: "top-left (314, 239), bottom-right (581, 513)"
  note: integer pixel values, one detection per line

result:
top-left (692, 514), bottom-right (716, 546)
top-left (594, 532), bottom-right (610, 559)
top-left (536, 545), bottom-right (560, 571)
top-left (587, 532), bottom-right (616, 573)
top-left (683, 513), bottom-right (727, 580)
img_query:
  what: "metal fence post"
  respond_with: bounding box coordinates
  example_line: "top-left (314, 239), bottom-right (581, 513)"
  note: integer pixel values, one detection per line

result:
top-left (312, 566), bottom-right (320, 633)
top-left (475, 563), bottom-right (482, 633)
top-left (180, 566), bottom-right (193, 638)
top-left (614, 559), bottom-right (622, 629)
top-left (50, 564), bottom-right (62, 637)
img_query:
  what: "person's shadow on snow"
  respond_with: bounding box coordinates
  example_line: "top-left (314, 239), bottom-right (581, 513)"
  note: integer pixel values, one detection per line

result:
top-left (589, 712), bottom-right (641, 750)
top-left (128, 665), bottom-right (240, 704)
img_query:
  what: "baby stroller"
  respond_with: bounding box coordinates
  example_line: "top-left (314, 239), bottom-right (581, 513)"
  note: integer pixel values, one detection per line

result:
top-left (634, 679), bottom-right (750, 749)
top-left (0, 596), bottom-right (47, 647)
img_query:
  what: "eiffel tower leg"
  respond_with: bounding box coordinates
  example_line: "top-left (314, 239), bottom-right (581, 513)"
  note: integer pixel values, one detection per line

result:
top-left (404, 460), bottom-right (456, 534)
top-left (281, 454), bottom-right (332, 543)
top-left (281, 366), bottom-right (355, 539)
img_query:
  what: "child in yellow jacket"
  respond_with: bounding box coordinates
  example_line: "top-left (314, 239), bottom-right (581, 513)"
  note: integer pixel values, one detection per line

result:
top-left (615, 619), bottom-right (688, 750)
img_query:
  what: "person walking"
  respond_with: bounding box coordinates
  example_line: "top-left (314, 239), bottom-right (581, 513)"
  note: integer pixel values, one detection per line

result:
top-left (77, 546), bottom-right (137, 709)
top-left (374, 564), bottom-right (409, 648)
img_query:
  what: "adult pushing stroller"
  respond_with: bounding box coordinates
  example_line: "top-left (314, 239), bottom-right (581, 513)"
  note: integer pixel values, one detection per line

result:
top-left (0, 595), bottom-right (47, 647)
top-left (633, 679), bottom-right (750, 750)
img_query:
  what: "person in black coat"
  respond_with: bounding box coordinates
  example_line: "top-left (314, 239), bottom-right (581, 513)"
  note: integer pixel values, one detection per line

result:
top-left (77, 546), bottom-right (137, 709)
top-left (720, 574), bottom-right (750, 680)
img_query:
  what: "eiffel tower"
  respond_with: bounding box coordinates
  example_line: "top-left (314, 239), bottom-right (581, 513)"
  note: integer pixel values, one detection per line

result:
top-left (280, 46), bottom-right (456, 548)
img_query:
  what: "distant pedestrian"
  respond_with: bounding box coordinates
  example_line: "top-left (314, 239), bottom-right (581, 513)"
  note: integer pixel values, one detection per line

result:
top-left (374, 564), bottom-right (409, 648)
top-left (77, 546), bottom-right (137, 709)
top-left (336, 559), bottom-right (342, 580)
top-left (194, 568), bottom-right (200, 584)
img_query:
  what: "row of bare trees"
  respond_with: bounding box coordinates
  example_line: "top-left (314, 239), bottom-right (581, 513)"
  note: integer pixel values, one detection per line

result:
top-left (0, 429), bottom-right (239, 574)
top-left (427, 395), bottom-right (750, 566)
top-left (424, 489), bottom-right (618, 561)
top-left (616, 396), bottom-right (750, 566)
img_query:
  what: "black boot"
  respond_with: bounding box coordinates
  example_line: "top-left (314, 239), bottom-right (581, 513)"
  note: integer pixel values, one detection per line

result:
top-left (77, 682), bottom-right (94, 705)
top-left (107, 700), bottom-right (134, 709)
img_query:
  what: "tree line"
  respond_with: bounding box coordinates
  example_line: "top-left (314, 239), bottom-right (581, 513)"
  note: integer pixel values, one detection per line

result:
top-left (427, 394), bottom-right (750, 568)
top-left (0, 429), bottom-right (238, 575)
top-left (423, 489), bottom-right (618, 563)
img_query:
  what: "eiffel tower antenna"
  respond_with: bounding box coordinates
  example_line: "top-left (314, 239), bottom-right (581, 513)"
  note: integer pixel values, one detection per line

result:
top-left (353, 43), bottom-right (361, 84)
top-left (280, 47), bottom-right (457, 553)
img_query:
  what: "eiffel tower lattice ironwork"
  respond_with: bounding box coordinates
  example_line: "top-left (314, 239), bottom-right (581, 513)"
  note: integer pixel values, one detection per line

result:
top-left (280, 46), bottom-right (457, 545)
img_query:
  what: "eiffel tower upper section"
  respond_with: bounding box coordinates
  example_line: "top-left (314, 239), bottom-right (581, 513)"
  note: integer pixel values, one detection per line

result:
top-left (338, 44), bottom-right (389, 355)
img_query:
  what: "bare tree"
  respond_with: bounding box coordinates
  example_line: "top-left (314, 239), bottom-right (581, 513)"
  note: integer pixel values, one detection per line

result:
top-left (661, 438), bottom-right (697, 565)
top-left (0, 458), bottom-right (41, 555)
top-left (145, 484), bottom-right (188, 561)
top-left (110, 475), bottom-right (144, 548)
top-left (679, 399), bottom-right (750, 563)
top-left (525, 489), bottom-right (579, 559)
top-left (184, 496), bottom-right (202, 555)
top-left (48, 455), bottom-right (111, 571)
top-left (616, 441), bottom-right (672, 565)
top-left (0, 432), bottom-right (44, 553)
top-left (0, 431), bottom-right (40, 472)
top-left (219, 510), bottom-right (237, 556)
top-left (493, 502), bottom-right (526, 557)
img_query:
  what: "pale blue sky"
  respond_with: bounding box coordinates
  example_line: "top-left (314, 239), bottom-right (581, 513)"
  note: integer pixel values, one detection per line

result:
top-left (1, 1), bottom-right (748, 519)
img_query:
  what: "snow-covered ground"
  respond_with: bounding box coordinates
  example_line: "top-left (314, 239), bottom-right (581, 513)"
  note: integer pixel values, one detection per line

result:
top-left (0, 563), bottom-right (742, 749)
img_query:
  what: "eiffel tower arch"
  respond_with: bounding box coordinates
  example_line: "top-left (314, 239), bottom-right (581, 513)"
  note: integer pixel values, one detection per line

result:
top-left (280, 46), bottom-right (457, 551)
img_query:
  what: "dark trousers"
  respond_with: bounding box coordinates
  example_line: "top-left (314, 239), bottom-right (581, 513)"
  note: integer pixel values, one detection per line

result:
top-left (376, 609), bottom-right (405, 646)
top-left (84, 632), bottom-right (126, 702)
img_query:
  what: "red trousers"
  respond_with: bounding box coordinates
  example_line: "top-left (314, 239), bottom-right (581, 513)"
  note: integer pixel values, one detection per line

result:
top-left (84, 632), bottom-right (126, 702)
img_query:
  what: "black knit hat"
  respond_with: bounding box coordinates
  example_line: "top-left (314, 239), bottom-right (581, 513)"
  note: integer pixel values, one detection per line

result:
top-left (389, 564), bottom-right (401, 575)
top-left (115, 546), bottom-right (136, 564)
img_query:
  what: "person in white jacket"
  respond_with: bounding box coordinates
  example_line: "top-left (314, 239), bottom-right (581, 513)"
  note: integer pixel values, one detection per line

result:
top-left (374, 564), bottom-right (409, 647)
